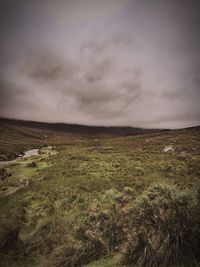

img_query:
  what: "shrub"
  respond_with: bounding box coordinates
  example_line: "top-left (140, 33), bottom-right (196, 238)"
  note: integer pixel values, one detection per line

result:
top-left (0, 223), bottom-right (21, 252)
top-left (99, 205), bottom-right (127, 253)
top-left (0, 168), bottom-right (12, 180)
top-left (48, 235), bottom-right (107, 267)
top-left (0, 208), bottom-right (25, 253)
top-left (118, 183), bottom-right (200, 267)
top-left (27, 161), bottom-right (37, 168)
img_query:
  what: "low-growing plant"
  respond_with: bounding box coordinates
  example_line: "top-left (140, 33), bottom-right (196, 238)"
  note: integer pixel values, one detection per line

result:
top-left (27, 161), bottom-right (37, 168)
top-left (46, 233), bottom-right (107, 267)
top-left (118, 183), bottom-right (200, 267)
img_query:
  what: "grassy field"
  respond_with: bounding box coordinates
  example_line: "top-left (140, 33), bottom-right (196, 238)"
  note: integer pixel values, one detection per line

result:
top-left (0, 122), bottom-right (200, 267)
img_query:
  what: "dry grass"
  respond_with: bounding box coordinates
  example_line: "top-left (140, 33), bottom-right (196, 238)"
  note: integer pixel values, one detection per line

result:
top-left (0, 125), bottom-right (199, 266)
top-left (118, 184), bottom-right (200, 266)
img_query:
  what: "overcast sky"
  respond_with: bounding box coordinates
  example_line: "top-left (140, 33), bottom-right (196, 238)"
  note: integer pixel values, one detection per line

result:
top-left (0, 0), bottom-right (200, 128)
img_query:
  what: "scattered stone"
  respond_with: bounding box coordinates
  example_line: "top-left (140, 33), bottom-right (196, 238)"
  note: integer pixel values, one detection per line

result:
top-left (0, 149), bottom-right (39, 165)
top-left (21, 180), bottom-right (29, 187)
top-left (22, 149), bottom-right (39, 158)
top-left (19, 179), bottom-right (30, 189)
top-left (163, 145), bottom-right (175, 153)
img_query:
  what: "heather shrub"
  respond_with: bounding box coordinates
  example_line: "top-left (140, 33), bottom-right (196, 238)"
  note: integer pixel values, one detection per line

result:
top-left (118, 183), bottom-right (200, 267)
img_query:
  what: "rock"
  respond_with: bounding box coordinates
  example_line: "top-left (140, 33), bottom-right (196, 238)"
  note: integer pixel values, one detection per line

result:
top-left (163, 145), bottom-right (175, 153)
top-left (21, 180), bottom-right (29, 187)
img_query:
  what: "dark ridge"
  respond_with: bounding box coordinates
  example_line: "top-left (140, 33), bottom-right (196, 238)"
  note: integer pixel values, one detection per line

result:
top-left (0, 117), bottom-right (167, 136)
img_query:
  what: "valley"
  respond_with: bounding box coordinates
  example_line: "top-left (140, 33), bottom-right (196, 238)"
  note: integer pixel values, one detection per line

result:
top-left (0, 119), bottom-right (200, 267)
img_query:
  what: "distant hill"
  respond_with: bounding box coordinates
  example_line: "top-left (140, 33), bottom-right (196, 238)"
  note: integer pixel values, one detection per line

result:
top-left (0, 117), bottom-right (166, 136)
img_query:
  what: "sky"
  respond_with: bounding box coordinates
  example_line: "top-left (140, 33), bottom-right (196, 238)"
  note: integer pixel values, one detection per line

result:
top-left (0, 0), bottom-right (200, 129)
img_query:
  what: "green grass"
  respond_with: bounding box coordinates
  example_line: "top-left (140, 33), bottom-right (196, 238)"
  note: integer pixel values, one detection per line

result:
top-left (0, 125), bottom-right (199, 266)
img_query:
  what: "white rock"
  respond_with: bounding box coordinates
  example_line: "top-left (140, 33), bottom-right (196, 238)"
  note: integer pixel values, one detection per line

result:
top-left (163, 145), bottom-right (175, 153)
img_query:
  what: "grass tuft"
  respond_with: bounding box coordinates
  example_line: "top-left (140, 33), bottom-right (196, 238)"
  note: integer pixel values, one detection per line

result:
top-left (118, 183), bottom-right (200, 267)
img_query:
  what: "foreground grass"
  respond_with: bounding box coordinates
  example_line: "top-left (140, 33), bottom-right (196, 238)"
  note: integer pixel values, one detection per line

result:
top-left (0, 126), bottom-right (199, 266)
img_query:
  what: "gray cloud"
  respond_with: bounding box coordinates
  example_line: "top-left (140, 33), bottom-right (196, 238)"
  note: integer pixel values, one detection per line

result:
top-left (0, 0), bottom-right (200, 128)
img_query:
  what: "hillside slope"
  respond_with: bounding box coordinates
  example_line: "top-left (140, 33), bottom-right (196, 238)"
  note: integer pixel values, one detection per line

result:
top-left (0, 124), bottom-right (199, 266)
top-left (0, 117), bottom-right (164, 135)
top-left (0, 118), bottom-right (166, 160)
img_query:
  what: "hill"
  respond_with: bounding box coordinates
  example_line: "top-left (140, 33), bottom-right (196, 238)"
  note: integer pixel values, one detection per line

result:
top-left (0, 119), bottom-right (199, 267)
top-left (0, 117), bottom-right (164, 136)
top-left (0, 117), bottom-right (167, 161)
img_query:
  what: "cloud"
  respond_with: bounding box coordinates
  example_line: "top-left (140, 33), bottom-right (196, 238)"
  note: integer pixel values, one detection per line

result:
top-left (0, 0), bottom-right (199, 128)
top-left (0, 32), bottom-right (145, 124)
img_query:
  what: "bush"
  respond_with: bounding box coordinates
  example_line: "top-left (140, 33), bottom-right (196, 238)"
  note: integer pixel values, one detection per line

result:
top-left (48, 235), bottom-right (107, 267)
top-left (27, 161), bottom-right (37, 168)
top-left (0, 168), bottom-right (12, 180)
top-left (0, 223), bottom-right (21, 252)
top-left (0, 208), bottom-right (25, 253)
top-left (118, 183), bottom-right (200, 267)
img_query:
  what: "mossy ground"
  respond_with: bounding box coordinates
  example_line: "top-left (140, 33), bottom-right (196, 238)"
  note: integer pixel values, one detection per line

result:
top-left (0, 126), bottom-right (199, 266)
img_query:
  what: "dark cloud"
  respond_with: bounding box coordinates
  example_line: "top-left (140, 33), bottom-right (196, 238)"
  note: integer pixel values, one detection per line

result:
top-left (0, 0), bottom-right (199, 128)
top-left (84, 58), bottom-right (113, 84)
top-left (0, 77), bottom-right (40, 118)
top-left (23, 50), bottom-right (77, 83)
